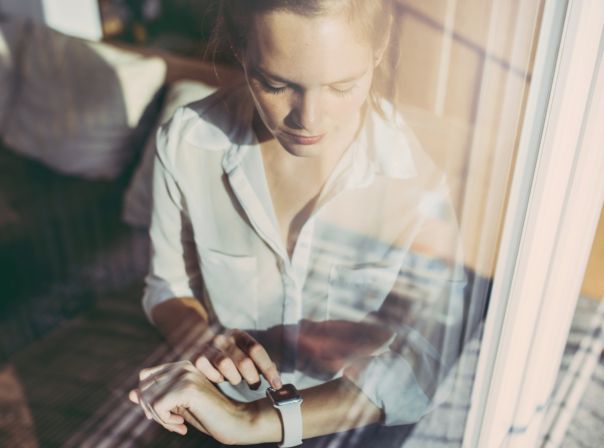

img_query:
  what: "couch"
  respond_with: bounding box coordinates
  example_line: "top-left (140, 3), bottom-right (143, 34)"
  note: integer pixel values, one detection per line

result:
top-left (0, 17), bottom-right (240, 359)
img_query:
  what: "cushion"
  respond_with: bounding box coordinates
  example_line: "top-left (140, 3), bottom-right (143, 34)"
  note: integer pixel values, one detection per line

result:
top-left (1, 22), bottom-right (166, 180)
top-left (0, 19), bottom-right (27, 131)
top-left (0, 140), bottom-right (120, 246)
top-left (121, 79), bottom-right (217, 228)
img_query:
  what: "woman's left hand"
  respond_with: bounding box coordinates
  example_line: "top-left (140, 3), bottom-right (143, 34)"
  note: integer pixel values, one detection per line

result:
top-left (128, 360), bottom-right (275, 445)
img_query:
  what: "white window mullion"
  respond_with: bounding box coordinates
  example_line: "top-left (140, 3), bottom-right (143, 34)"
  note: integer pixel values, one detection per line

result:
top-left (508, 5), bottom-right (604, 446)
top-left (461, 0), bottom-right (569, 444)
top-left (464, 0), bottom-right (604, 448)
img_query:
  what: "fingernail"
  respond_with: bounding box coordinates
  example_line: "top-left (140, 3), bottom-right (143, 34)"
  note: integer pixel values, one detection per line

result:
top-left (272, 377), bottom-right (283, 389)
top-left (249, 381), bottom-right (261, 391)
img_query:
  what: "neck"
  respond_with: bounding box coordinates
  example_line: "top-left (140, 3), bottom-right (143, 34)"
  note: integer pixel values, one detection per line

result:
top-left (255, 105), bottom-right (366, 180)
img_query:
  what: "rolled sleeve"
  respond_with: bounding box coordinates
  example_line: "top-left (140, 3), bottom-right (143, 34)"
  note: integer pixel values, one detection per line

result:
top-left (343, 181), bottom-right (467, 426)
top-left (143, 122), bottom-right (202, 323)
top-left (344, 352), bottom-right (431, 425)
top-left (344, 268), bottom-right (465, 426)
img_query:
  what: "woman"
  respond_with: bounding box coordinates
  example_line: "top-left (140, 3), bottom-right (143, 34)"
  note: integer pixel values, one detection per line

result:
top-left (130, 0), bottom-right (466, 445)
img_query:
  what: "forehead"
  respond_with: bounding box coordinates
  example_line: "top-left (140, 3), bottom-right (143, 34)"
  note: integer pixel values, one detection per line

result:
top-left (245, 10), bottom-right (373, 84)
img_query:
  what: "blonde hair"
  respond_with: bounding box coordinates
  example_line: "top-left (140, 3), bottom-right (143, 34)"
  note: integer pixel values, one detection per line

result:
top-left (210, 0), bottom-right (396, 118)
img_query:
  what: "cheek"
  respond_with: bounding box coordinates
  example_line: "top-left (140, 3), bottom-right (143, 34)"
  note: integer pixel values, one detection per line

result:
top-left (253, 92), bottom-right (290, 127)
top-left (329, 88), bottom-right (371, 121)
top-left (329, 73), bottom-right (373, 118)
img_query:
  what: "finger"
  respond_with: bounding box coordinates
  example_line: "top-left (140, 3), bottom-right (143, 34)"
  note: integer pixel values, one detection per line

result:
top-left (139, 393), bottom-right (162, 422)
top-left (141, 407), bottom-right (153, 421)
top-left (180, 407), bottom-right (208, 434)
top-left (264, 362), bottom-right (282, 390)
top-left (141, 399), bottom-right (186, 434)
top-left (194, 355), bottom-right (225, 383)
top-left (128, 389), bottom-right (153, 420)
top-left (139, 365), bottom-right (167, 381)
top-left (128, 389), bottom-right (139, 404)
top-left (205, 345), bottom-right (242, 385)
top-left (159, 421), bottom-right (188, 435)
top-left (232, 330), bottom-right (282, 389)
top-left (163, 412), bottom-right (185, 425)
top-left (154, 396), bottom-right (198, 436)
top-left (223, 343), bottom-right (261, 387)
top-left (138, 398), bottom-right (155, 421)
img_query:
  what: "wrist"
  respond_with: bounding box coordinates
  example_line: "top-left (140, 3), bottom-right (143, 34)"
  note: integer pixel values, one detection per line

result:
top-left (244, 397), bottom-right (283, 444)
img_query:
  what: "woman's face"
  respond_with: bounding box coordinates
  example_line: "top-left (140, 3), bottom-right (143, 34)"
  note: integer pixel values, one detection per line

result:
top-left (242, 9), bottom-right (377, 159)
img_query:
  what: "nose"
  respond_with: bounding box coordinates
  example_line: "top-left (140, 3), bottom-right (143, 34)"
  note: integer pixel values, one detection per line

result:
top-left (290, 90), bottom-right (322, 131)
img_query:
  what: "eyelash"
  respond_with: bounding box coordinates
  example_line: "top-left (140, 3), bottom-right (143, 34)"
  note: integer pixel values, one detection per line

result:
top-left (258, 77), bottom-right (355, 97)
top-left (263, 83), bottom-right (288, 95)
top-left (330, 86), bottom-right (355, 97)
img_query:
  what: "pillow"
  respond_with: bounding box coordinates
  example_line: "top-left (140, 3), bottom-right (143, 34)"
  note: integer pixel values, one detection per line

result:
top-left (2, 22), bottom-right (166, 180)
top-left (0, 19), bottom-right (27, 132)
top-left (122, 79), bottom-right (217, 228)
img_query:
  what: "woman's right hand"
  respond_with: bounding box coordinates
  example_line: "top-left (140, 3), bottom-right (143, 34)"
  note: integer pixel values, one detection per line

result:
top-left (130, 360), bottom-right (281, 444)
top-left (193, 328), bottom-right (282, 390)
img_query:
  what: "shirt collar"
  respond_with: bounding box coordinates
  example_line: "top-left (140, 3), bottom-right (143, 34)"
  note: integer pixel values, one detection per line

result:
top-left (221, 101), bottom-right (419, 184)
top-left (364, 104), bottom-right (418, 181)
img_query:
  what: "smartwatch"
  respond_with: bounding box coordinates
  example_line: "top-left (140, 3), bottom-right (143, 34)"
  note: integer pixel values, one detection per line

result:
top-left (266, 384), bottom-right (304, 447)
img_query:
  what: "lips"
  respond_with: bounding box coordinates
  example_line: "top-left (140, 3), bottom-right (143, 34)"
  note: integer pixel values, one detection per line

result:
top-left (282, 130), bottom-right (325, 145)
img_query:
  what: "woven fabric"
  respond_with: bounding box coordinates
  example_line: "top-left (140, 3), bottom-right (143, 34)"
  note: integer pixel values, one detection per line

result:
top-left (2, 21), bottom-right (166, 180)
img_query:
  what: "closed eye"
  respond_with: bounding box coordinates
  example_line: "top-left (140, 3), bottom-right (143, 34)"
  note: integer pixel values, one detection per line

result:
top-left (330, 84), bottom-right (356, 97)
top-left (253, 71), bottom-right (289, 95)
top-left (263, 83), bottom-right (288, 95)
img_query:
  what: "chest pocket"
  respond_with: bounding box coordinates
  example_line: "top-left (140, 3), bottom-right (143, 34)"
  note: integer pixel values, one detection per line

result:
top-left (327, 263), bottom-right (400, 321)
top-left (199, 248), bottom-right (258, 329)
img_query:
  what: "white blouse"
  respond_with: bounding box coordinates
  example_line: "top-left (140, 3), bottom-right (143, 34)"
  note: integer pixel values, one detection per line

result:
top-left (143, 85), bottom-right (467, 426)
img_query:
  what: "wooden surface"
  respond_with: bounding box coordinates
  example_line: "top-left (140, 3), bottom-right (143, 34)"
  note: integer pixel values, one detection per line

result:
top-left (392, 0), bottom-right (544, 276)
top-left (581, 207), bottom-right (604, 299)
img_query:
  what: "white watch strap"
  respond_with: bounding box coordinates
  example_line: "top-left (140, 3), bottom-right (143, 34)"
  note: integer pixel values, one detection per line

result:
top-left (276, 401), bottom-right (303, 447)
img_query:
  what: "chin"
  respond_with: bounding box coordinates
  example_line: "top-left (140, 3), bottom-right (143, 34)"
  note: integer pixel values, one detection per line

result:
top-left (280, 141), bottom-right (324, 158)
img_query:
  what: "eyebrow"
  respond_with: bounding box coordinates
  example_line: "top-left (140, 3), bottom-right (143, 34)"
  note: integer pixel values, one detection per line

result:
top-left (253, 65), bottom-right (369, 86)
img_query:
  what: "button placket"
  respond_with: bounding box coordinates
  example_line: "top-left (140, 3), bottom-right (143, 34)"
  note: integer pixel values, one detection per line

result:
top-left (280, 262), bottom-right (301, 373)
top-left (225, 164), bottom-right (288, 262)
top-left (290, 218), bottom-right (315, 290)
top-left (281, 263), bottom-right (301, 324)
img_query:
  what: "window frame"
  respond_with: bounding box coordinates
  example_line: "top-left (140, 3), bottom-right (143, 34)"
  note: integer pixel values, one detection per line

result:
top-left (462, 1), bottom-right (604, 446)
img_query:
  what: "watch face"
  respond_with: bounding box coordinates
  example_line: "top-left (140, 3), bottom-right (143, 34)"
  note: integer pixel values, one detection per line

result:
top-left (267, 384), bottom-right (303, 406)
